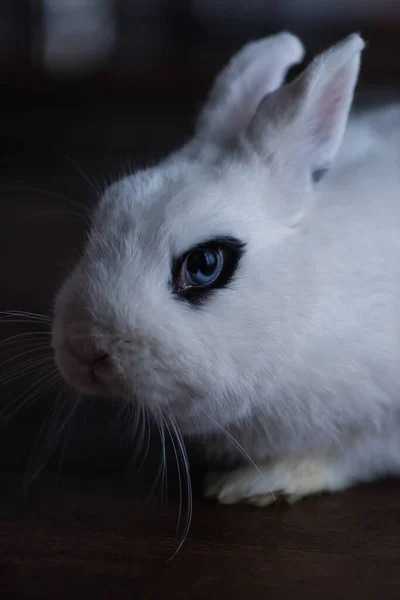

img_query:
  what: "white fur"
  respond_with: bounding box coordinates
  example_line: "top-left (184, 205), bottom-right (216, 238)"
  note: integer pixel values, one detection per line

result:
top-left (52, 32), bottom-right (400, 505)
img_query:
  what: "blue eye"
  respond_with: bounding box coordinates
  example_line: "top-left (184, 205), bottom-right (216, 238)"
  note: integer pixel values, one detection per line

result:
top-left (182, 249), bottom-right (222, 287)
top-left (172, 237), bottom-right (245, 303)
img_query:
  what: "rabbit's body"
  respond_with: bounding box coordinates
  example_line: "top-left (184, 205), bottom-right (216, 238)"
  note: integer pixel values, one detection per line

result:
top-left (52, 33), bottom-right (400, 505)
top-left (202, 106), bottom-right (400, 504)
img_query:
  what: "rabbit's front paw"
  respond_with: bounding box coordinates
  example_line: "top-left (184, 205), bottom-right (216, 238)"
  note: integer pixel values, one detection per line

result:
top-left (204, 456), bottom-right (337, 506)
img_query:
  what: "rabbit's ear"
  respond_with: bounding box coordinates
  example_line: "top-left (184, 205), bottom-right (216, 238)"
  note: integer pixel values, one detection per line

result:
top-left (195, 32), bottom-right (305, 144)
top-left (247, 34), bottom-right (365, 186)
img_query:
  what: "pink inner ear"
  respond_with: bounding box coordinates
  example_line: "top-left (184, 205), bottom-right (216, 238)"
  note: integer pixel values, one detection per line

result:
top-left (311, 63), bottom-right (354, 149)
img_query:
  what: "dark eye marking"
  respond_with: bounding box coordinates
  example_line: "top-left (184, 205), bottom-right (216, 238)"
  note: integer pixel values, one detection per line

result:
top-left (171, 236), bottom-right (245, 305)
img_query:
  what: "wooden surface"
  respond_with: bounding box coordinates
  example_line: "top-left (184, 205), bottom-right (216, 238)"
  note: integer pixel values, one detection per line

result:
top-left (1, 473), bottom-right (400, 599)
top-left (1, 98), bottom-right (400, 598)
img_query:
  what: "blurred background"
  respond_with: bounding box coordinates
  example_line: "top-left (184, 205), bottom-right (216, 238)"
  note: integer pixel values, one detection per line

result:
top-left (0, 0), bottom-right (400, 478)
top-left (1, 0), bottom-right (400, 170)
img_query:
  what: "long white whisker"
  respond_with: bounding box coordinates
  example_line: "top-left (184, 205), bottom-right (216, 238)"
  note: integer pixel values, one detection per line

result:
top-left (157, 413), bottom-right (168, 504)
top-left (0, 310), bottom-right (51, 322)
top-left (0, 322), bottom-right (50, 329)
top-left (166, 416), bottom-right (193, 561)
top-left (6, 184), bottom-right (90, 215)
top-left (58, 151), bottom-right (102, 197)
top-left (0, 369), bottom-right (61, 425)
top-left (0, 346), bottom-right (52, 372)
top-left (0, 362), bottom-right (53, 389)
top-left (200, 409), bottom-right (262, 477)
top-left (128, 403), bottom-right (140, 440)
top-left (32, 209), bottom-right (87, 221)
top-left (25, 387), bottom-right (81, 485)
top-left (145, 411), bottom-right (168, 506)
top-left (128, 404), bottom-right (145, 469)
top-left (0, 355), bottom-right (53, 384)
top-left (0, 332), bottom-right (52, 348)
top-left (55, 392), bottom-right (83, 475)
top-left (25, 386), bottom-right (68, 482)
top-left (135, 411), bottom-right (152, 474)
top-left (164, 418), bottom-right (183, 544)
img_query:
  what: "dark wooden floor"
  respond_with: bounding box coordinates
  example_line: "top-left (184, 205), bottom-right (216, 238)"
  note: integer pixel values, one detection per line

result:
top-left (1, 473), bottom-right (400, 599)
top-left (1, 98), bottom-right (400, 599)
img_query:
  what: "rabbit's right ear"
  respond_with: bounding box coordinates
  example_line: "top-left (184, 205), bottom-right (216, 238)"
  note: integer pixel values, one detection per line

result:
top-left (248, 34), bottom-right (365, 189)
top-left (195, 32), bottom-right (305, 145)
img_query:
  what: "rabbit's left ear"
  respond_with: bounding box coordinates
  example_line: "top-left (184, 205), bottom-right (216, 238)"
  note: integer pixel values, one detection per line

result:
top-left (247, 34), bottom-right (365, 186)
top-left (195, 32), bottom-right (305, 144)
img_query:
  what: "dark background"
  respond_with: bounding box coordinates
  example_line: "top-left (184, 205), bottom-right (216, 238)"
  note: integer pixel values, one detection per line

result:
top-left (1, 2), bottom-right (400, 598)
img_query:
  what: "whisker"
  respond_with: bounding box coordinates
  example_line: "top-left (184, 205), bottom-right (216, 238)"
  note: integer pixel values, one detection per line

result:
top-left (0, 364), bottom-right (53, 389)
top-left (0, 346), bottom-right (52, 372)
top-left (164, 418), bottom-right (183, 544)
top-left (25, 387), bottom-right (81, 486)
top-left (58, 151), bottom-right (103, 197)
top-left (135, 411), bottom-right (152, 475)
top-left (0, 310), bottom-right (51, 324)
top-left (156, 413), bottom-right (168, 505)
top-left (0, 310), bottom-right (52, 323)
top-left (6, 184), bottom-right (90, 215)
top-left (0, 363), bottom-right (54, 387)
top-left (0, 353), bottom-right (53, 381)
top-left (128, 405), bottom-right (147, 470)
top-left (200, 409), bottom-right (262, 477)
top-left (167, 416), bottom-right (192, 561)
top-left (126, 403), bottom-right (143, 451)
top-left (142, 411), bottom-right (168, 507)
top-left (0, 361), bottom-right (54, 391)
top-left (55, 392), bottom-right (83, 476)
top-left (119, 401), bottom-right (142, 448)
top-left (0, 358), bottom-right (56, 392)
top-left (30, 210), bottom-right (89, 225)
top-left (126, 402), bottom-right (138, 436)
top-left (24, 386), bottom-right (68, 482)
top-left (0, 332), bottom-right (52, 348)
top-left (0, 355), bottom-right (53, 384)
top-left (0, 345), bottom-right (51, 363)
top-left (5, 311), bottom-right (51, 320)
top-left (0, 368), bottom-right (61, 425)
top-left (0, 321), bottom-right (50, 329)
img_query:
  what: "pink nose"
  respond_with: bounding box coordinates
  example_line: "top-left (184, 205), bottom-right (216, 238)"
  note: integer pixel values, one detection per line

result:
top-left (66, 340), bottom-right (109, 368)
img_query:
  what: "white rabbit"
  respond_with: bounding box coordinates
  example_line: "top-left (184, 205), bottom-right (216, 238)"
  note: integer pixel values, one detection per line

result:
top-left (52, 31), bottom-right (400, 507)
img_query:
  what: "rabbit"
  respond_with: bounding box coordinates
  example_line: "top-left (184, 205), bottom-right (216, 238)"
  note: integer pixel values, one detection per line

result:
top-left (52, 31), bottom-right (400, 507)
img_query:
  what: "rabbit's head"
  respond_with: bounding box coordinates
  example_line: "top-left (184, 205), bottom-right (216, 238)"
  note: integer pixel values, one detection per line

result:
top-left (52, 33), bottom-right (364, 436)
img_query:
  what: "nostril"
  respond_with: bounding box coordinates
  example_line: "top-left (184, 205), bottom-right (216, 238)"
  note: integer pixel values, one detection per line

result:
top-left (91, 353), bottom-right (113, 383)
top-left (91, 352), bottom-right (109, 366)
